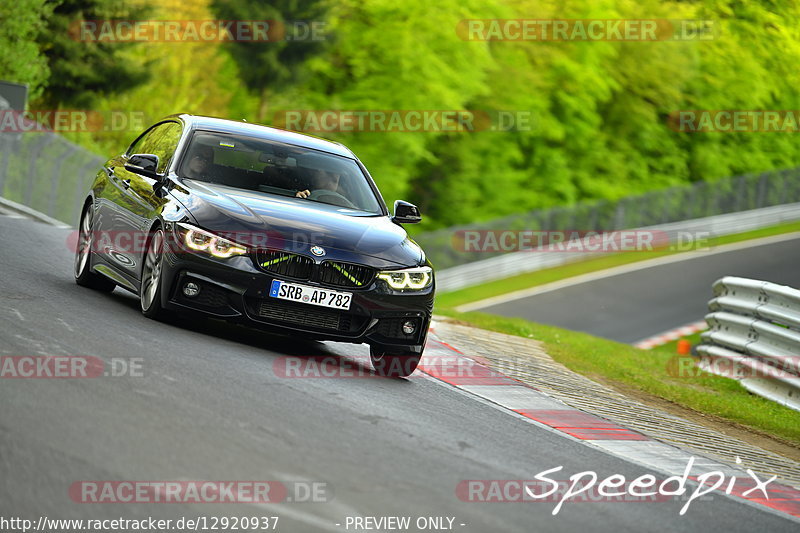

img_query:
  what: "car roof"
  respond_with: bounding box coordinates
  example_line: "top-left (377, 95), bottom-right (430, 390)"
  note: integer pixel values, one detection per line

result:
top-left (166, 114), bottom-right (356, 159)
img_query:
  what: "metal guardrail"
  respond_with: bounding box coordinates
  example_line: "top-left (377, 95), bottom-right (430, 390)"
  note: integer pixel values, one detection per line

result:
top-left (433, 203), bottom-right (800, 292)
top-left (696, 276), bottom-right (800, 412)
top-left (0, 130), bottom-right (104, 227)
top-left (415, 168), bottom-right (800, 271)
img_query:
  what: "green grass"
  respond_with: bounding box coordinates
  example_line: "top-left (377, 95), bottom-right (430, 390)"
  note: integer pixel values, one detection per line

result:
top-left (435, 310), bottom-right (800, 446)
top-left (435, 220), bottom-right (800, 309)
top-left (431, 219), bottom-right (800, 445)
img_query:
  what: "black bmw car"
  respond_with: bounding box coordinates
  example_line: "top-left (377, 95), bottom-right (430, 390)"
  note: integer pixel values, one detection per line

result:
top-left (74, 114), bottom-right (434, 377)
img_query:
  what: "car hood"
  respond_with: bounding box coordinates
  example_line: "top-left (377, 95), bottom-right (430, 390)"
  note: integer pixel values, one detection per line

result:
top-left (173, 180), bottom-right (424, 268)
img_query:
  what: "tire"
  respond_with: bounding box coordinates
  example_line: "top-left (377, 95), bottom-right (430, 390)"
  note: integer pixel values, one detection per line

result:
top-left (140, 227), bottom-right (168, 320)
top-left (370, 345), bottom-right (422, 378)
top-left (74, 204), bottom-right (116, 292)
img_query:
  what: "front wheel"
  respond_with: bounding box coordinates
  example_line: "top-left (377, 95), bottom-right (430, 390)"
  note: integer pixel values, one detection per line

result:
top-left (140, 228), bottom-right (167, 320)
top-left (74, 204), bottom-right (115, 292)
top-left (370, 346), bottom-right (422, 378)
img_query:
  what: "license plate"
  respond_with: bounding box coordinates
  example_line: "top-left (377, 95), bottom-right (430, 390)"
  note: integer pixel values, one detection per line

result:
top-left (269, 280), bottom-right (352, 310)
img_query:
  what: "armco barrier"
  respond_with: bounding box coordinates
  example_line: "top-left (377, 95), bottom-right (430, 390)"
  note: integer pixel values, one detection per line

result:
top-left (0, 130), bottom-right (104, 227)
top-left (433, 203), bottom-right (800, 292)
top-left (414, 167), bottom-right (800, 292)
top-left (696, 276), bottom-right (800, 412)
top-left (415, 169), bottom-right (800, 272)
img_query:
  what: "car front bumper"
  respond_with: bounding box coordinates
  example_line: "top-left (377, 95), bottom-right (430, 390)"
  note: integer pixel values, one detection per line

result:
top-left (159, 234), bottom-right (434, 352)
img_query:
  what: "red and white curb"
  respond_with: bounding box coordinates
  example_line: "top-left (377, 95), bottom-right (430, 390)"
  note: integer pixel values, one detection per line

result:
top-left (420, 324), bottom-right (800, 520)
top-left (633, 320), bottom-right (708, 350)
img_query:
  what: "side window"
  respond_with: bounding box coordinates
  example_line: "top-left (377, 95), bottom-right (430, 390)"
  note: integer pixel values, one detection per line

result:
top-left (126, 127), bottom-right (158, 157)
top-left (129, 122), bottom-right (183, 174)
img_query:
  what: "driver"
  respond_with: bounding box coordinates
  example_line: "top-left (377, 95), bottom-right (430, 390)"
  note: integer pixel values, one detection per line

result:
top-left (295, 168), bottom-right (341, 198)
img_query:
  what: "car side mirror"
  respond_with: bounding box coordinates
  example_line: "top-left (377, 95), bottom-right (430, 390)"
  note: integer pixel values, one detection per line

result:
top-left (125, 153), bottom-right (160, 179)
top-left (392, 200), bottom-right (421, 224)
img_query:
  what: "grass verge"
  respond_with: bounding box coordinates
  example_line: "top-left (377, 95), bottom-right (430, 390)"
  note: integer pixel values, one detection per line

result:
top-left (435, 220), bottom-right (800, 309)
top-left (435, 309), bottom-right (800, 447)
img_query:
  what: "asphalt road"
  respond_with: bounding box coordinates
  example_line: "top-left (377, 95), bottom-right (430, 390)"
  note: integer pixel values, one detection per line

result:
top-left (475, 235), bottom-right (800, 344)
top-left (0, 215), bottom-right (796, 532)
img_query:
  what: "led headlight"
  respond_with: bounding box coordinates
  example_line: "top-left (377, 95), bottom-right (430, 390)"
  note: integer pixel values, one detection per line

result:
top-left (175, 223), bottom-right (248, 259)
top-left (377, 266), bottom-right (433, 290)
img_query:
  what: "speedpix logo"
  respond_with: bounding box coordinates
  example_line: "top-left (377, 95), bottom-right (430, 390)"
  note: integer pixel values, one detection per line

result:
top-left (457, 457), bottom-right (776, 516)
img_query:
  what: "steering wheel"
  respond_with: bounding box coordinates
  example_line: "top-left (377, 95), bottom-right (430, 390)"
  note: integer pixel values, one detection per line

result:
top-left (307, 189), bottom-right (358, 209)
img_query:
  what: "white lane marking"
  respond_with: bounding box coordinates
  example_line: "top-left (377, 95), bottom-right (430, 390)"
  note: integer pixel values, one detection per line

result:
top-left (588, 440), bottom-right (800, 523)
top-left (150, 371), bottom-right (177, 382)
top-left (417, 339), bottom-right (587, 443)
top-left (57, 318), bottom-right (74, 332)
top-left (12, 334), bottom-right (70, 356)
top-left (0, 196), bottom-right (72, 228)
top-left (633, 320), bottom-right (708, 349)
top-left (9, 308), bottom-right (25, 321)
top-left (417, 370), bottom-right (587, 444)
top-left (457, 385), bottom-right (569, 410)
top-left (456, 232), bottom-right (800, 312)
top-left (423, 331), bottom-right (800, 521)
top-left (133, 389), bottom-right (159, 398)
top-left (588, 440), bottom-right (741, 477)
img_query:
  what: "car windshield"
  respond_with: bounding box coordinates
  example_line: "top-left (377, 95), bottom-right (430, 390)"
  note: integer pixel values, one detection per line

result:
top-left (180, 131), bottom-right (383, 215)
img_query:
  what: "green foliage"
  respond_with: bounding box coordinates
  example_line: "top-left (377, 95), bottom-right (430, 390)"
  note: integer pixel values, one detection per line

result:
top-left (209, 0), bottom-right (328, 120)
top-left (60, 0), bottom-right (249, 156)
top-left (262, 0), bottom-right (502, 208)
top-left (256, 0), bottom-right (800, 230)
top-left (0, 0), bottom-right (51, 100)
top-left (36, 0), bottom-right (152, 109)
top-left (20, 0), bottom-right (800, 232)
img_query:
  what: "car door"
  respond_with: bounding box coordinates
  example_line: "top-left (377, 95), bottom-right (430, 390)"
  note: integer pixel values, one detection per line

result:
top-left (93, 126), bottom-right (159, 272)
top-left (104, 121), bottom-right (183, 278)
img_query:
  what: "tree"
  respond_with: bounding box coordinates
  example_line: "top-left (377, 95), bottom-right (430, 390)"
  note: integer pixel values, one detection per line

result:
top-left (210, 0), bottom-right (329, 121)
top-left (36, 0), bottom-right (151, 109)
top-left (0, 0), bottom-right (51, 101)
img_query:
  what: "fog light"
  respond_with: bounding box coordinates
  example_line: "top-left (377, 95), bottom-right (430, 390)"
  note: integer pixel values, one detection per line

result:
top-left (402, 320), bottom-right (416, 335)
top-left (183, 282), bottom-right (200, 298)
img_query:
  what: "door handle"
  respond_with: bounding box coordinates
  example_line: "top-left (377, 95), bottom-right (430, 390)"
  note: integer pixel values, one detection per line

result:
top-left (121, 179), bottom-right (131, 189)
top-left (104, 166), bottom-right (115, 177)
